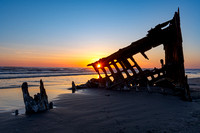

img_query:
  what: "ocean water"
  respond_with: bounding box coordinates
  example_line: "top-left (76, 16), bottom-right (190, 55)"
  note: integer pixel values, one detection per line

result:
top-left (0, 67), bottom-right (199, 113)
top-left (0, 67), bottom-right (97, 113)
top-left (185, 69), bottom-right (200, 78)
top-left (0, 67), bottom-right (97, 89)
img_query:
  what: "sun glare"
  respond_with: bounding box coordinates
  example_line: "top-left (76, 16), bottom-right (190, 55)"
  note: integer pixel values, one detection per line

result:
top-left (97, 64), bottom-right (101, 68)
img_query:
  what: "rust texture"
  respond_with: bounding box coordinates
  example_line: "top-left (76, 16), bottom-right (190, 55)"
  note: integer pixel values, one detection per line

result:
top-left (87, 9), bottom-right (191, 100)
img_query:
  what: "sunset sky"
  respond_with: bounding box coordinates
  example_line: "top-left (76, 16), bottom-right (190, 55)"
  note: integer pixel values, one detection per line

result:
top-left (0, 0), bottom-right (199, 68)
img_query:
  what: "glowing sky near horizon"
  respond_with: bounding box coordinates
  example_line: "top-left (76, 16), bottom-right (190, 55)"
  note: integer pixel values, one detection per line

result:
top-left (0, 0), bottom-right (200, 68)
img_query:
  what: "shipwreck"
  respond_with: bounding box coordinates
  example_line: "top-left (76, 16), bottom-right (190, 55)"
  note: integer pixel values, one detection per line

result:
top-left (87, 9), bottom-right (191, 100)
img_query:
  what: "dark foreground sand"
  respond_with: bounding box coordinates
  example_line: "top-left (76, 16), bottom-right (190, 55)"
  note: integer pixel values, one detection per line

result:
top-left (0, 78), bottom-right (200, 133)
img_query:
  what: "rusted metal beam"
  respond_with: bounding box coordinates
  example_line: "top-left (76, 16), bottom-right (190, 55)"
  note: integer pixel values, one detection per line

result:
top-left (101, 67), bottom-right (108, 77)
top-left (121, 59), bottom-right (137, 75)
top-left (111, 60), bottom-right (124, 80)
top-left (118, 60), bottom-right (131, 78)
top-left (129, 56), bottom-right (143, 73)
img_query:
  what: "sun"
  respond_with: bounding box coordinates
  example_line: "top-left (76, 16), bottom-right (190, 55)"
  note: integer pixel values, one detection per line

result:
top-left (97, 63), bottom-right (101, 68)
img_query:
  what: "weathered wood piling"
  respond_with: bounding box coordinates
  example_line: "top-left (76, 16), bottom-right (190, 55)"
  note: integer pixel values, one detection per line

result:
top-left (21, 80), bottom-right (53, 114)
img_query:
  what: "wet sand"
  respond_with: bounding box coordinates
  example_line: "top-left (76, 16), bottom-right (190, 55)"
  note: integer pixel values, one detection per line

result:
top-left (0, 78), bottom-right (200, 133)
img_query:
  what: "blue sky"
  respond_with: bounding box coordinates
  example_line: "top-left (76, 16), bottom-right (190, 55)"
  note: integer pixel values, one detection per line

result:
top-left (0, 0), bottom-right (200, 68)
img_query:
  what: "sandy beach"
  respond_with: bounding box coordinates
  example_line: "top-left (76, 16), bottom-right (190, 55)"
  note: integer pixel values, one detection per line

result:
top-left (0, 78), bottom-right (200, 133)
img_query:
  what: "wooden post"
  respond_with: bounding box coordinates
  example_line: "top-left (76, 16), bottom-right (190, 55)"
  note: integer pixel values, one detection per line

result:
top-left (72, 81), bottom-right (76, 93)
top-left (21, 80), bottom-right (51, 114)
